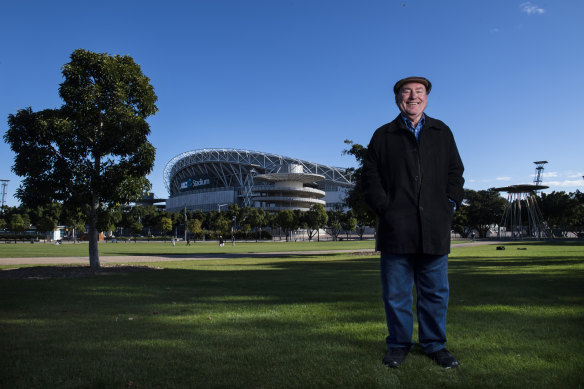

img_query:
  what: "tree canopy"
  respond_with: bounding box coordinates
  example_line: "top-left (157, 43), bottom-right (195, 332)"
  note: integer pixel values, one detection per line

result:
top-left (342, 140), bottom-right (376, 232)
top-left (4, 49), bottom-right (158, 268)
top-left (540, 191), bottom-right (584, 236)
top-left (454, 189), bottom-right (507, 238)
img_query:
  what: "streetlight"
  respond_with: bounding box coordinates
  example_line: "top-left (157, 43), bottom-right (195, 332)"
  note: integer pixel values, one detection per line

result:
top-left (232, 215), bottom-right (236, 245)
top-left (184, 207), bottom-right (187, 242)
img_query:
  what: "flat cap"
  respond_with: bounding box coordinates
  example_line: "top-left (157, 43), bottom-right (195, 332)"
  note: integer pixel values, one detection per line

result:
top-left (393, 76), bottom-right (432, 95)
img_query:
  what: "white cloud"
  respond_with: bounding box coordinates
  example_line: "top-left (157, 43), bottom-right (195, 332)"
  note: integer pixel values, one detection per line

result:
top-left (544, 180), bottom-right (583, 187)
top-left (566, 172), bottom-right (584, 178)
top-left (520, 2), bottom-right (545, 15)
top-left (490, 28), bottom-right (500, 34)
top-left (496, 176), bottom-right (512, 181)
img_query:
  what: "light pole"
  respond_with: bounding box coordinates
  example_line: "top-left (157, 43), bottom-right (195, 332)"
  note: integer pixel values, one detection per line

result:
top-left (184, 207), bottom-right (187, 242)
top-left (231, 215), bottom-right (236, 245)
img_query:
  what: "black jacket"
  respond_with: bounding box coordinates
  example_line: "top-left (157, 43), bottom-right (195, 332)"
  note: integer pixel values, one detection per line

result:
top-left (362, 114), bottom-right (464, 255)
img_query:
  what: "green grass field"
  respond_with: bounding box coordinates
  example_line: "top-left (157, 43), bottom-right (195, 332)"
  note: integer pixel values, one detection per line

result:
top-left (0, 241), bottom-right (583, 388)
top-left (0, 239), bottom-right (376, 258)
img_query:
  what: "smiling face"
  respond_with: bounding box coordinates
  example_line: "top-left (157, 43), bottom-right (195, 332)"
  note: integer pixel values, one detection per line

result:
top-left (396, 82), bottom-right (428, 125)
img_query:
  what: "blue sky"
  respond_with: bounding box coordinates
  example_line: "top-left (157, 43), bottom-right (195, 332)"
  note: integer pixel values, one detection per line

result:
top-left (1, 0), bottom-right (583, 207)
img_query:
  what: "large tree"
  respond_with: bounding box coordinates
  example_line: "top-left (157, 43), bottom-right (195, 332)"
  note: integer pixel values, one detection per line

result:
top-left (539, 191), bottom-right (583, 236)
top-left (187, 218), bottom-right (203, 241)
top-left (246, 207), bottom-right (266, 241)
top-left (304, 204), bottom-right (328, 242)
top-left (9, 214), bottom-right (28, 234)
top-left (158, 216), bottom-right (173, 236)
top-left (461, 189), bottom-right (507, 238)
top-left (326, 207), bottom-right (343, 241)
top-left (275, 210), bottom-right (298, 241)
top-left (342, 140), bottom-right (376, 236)
top-left (340, 210), bottom-right (358, 240)
top-left (4, 49), bottom-right (157, 268)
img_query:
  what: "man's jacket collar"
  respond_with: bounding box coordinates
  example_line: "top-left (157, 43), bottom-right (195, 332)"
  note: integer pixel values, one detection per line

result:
top-left (387, 113), bottom-right (445, 133)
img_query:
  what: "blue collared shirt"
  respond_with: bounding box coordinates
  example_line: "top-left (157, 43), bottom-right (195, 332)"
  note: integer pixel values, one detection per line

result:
top-left (401, 113), bottom-right (425, 140)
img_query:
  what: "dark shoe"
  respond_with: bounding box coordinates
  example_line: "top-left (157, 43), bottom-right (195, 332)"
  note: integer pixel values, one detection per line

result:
top-left (382, 347), bottom-right (409, 368)
top-left (427, 348), bottom-right (459, 369)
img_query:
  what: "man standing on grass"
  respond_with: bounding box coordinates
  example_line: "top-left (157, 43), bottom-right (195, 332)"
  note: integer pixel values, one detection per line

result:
top-left (361, 76), bottom-right (464, 369)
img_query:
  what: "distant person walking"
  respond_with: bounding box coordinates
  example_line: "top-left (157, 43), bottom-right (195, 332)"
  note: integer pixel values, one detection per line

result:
top-left (362, 76), bottom-right (465, 369)
top-left (219, 235), bottom-right (224, 247)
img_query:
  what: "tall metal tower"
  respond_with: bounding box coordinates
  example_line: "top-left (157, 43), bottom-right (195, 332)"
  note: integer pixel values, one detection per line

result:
top-left (0, 180), bottom-right (8, 208)
top-left (533, 161), bottom-right (548, 187)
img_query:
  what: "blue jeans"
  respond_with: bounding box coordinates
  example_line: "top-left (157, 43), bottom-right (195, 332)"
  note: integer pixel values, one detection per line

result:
top-left (380, 252), bottom-right (449, 354)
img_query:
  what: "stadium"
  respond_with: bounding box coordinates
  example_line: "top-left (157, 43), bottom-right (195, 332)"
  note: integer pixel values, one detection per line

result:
top-left (163, 148), bottom-right (354, 213)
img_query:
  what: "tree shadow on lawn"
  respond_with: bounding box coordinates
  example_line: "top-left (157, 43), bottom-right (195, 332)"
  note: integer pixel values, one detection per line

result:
top-left (500, 240), bottom-right (584, 247)
top-left (448, 255), bottom-right (584, 307)
top-left (449, 255), bottom-right (584, 269)
top-left (3, 254), bottom-right (581, 315)
top-left (1, 255), bottom-right (583, 387)
top-left (0, 258), bottom-right (390, 387)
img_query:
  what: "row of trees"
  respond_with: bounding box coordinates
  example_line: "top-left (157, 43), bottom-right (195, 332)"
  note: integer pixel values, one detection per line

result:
top-left (0, 202), bottom-right (360, 242)
top-left (539, 190), bottom-right (584, 236)
top-left (0, 203), bottom-right (85, 238)
top-left (3, 187), bottom-right (583, 241)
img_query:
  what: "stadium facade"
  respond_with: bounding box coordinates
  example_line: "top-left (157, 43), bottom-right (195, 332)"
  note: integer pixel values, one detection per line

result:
top-left (163, 148), bottom-right (354, 213)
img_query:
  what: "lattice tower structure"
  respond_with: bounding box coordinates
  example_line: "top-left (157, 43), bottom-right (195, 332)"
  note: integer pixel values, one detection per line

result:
top-left (0, 180), bottom-right (8, 208)
top-left (533, 161), bottom-right (548, 187)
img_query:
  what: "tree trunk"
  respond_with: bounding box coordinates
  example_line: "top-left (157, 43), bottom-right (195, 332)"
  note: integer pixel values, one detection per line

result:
top-left (88, 194), bottom-right (101, 269)
top-left (88, 222), bottom-right (100, 269)
top-left (88, 127), bottom-right (102, 269)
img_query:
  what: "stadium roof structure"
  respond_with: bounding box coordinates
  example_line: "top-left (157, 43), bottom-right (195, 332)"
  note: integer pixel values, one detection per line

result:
top-left (163, 148), bottom-right (353, 195)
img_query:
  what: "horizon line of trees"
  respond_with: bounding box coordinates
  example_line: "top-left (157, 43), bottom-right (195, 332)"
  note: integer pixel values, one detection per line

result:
top-left (1, 188), bottom-right (583, 242)
top-left (0, 203), bottom-right (362, 242)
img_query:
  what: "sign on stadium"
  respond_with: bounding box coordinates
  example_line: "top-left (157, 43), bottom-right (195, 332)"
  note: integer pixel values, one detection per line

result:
top-left (179, 176), bottom-right (212, 191)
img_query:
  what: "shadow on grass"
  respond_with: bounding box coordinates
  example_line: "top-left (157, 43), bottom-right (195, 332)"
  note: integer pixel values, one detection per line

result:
top-left (1, 254), bottom-right (583, 387)
top-left (498, 240), bottom-right (584, 247)
top-left (96, 252), bottom-right (356, 259)
top-left (0, 258), bottom-right (387, 387)
top-left (450, 255), bottom-right (584, 268)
